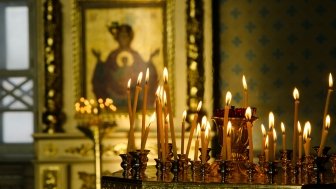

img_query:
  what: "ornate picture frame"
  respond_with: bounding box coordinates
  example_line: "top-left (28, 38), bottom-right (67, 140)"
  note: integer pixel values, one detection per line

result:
top-left (72, 0), bottom-right (175, 115)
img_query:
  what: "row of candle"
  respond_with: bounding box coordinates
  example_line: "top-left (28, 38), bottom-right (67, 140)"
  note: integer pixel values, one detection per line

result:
top-left (126, 67), bottom-right (212, 162)
top-left (227, 73), bottom-right (333, 163)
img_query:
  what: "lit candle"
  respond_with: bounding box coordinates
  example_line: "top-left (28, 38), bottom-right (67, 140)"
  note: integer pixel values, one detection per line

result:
top-left (181, 110), bottom-right (187, 155)
top-left (222, 91), bottom-right (232, 160)
top-left (201, 116), bottom-right (207, 163)
top-left (141, 113), bottom-right (156, 151)
top-left (265, 136), bottom-right (269, 162)
top-left (126, 79), bottom-right (134, 152)
top-left (318, 115), bottom-right (331, 157)
top-left (155, 87), bottom-right (164, 160)
top-left (268, 112), bottom-right (274, 161)
top-left (194, 124), bottom-right (201, 161)
top-left (205, 121), bottom-right (211, 149)
top-left (227, 121), bottom-right (232, 160)
top-left (164, 115), bottom-right (169, 160)
top-left (303, 123), bottom-right (307, 156)
top-left (186, 101), bottom-right (202, 158)
top-left (281, 122), bottom-right (286, 152)
top-left (293, 88), bottom-right (299, 163)
top-left (245, 107), bottom-right (254, 162)
top-left (163, 68), bottom-right (177, 160)
top-left (273, 128), bottom-right (277, 160)
top-left (323, 74), bottom-right (333, 132)
top-left (298, 121), bottom-right (302, 159)
top-left (261, 124), bottom-right (266, 155)
top-left (141, 68), bottom-right (150, 151)
top-left (304, 121), bottom-right (311, 156)
top-left (242, 75), bottom-right (248, 108)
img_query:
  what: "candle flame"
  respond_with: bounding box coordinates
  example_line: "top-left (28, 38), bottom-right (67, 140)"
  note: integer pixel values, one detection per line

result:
top-left (205, 124), bottom-right (210, 139)
top-left (273, 128), bottom-right (277, 141)
top-left (325, 115), bottom-right (331, 130)
top-left (261, 124), bottom-right (266, 137)
top-left (265, 135), bottom-right (269, 149)
top-left (242, 75), bottom-right (247, 90)
top-left (155, 86), bottom-right (161, 97)
top-left (245, 106), bottom-right (252, 120)
top-left (127, 79), bottom-right (131, 89)
top-left (304, 121), bottom-right (311, 138)
top-left (163, 67), bottom-right (168, 83)
top-left (297, 121), bottom-right (302, 134)
top-left (165, 114), bottom-right (169, 123)
top-left (293, 87), bottom-right (299, 100)
top-left (281, 122), bottom-right (285, 134)
top-left (227, 121), bottom-right (232, 136)
top-left (145, 68), bottom-right (149, 83)
top-left (148, 112), bottom-right (156, 126)
top-left (201, 116), bottom-right (207, 130)
top-left (182, 110), bottom-right (187, 121)
top-left (137, 72), bottom-right (143, 85)
top-left (197, 101), bottom-right (202, 111)
top-left (329, 73), bottom-right (333, 88)
top-left (269, 112), bottom-right (274, 130)
top-left (206, 121), bottom-right (211, 133)
top-left (225, 91), bottom-right (232, 105)
top-left (196, 123), bottom-right (201, 138)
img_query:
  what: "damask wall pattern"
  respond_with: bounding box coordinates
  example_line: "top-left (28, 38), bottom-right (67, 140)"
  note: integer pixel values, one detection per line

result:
top-left (216, 0), bottom-right (336, 151)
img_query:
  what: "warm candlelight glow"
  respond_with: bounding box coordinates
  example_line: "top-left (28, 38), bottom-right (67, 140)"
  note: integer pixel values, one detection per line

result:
top-left (325, 115), bottom-right (331, 130)
top-left (293, 87), bottom-right (299, 100)
top-left (273, 129), bottom-right (277, 142)
top-left (183, 110), bottom-right (187, 121)
top-left (227, 121), bottom-right (232, 136)
top-left (265, 136), bottom-right (269, 149)
top-left (163, 67), bottom-right (168, 83)
top-left (145, 68), bottom-right (149, 84)
top-left (197, 101), bottom-right (203, 111)
top-left (245, 107), bottom-right (252, 119)
top-left (298, 121), bottom-right (302, 135)
top-left (201, 116), bottom-right (207, 128)
top-left (261, 124), bottom-right (266, 137)
top-left (329, 73), bottom-right (333, 88)
top-left (149, 112), bottom-right (156, 125)
top-left (225, 91), bottom-right (232, 105)
top-left (269, 112), bottom-right (274, 129)
top-left (127, 79), bottom-right (131, 89)
top-left (281, 122), bottom-right (285, 134)
top-left (137, 72), bottom-right (143, 85)
top-left (196, 124), bottom-right (201, 138)
top-left (242, 75), bottom-right (247, 90)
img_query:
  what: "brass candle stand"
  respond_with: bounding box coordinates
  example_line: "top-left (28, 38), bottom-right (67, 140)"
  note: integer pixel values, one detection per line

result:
top-left (75, 98), bottom-right (117, 189)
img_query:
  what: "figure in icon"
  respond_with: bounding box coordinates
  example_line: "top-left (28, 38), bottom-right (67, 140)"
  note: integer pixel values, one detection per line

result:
top-left (91, 23), bottom-right (159, 109)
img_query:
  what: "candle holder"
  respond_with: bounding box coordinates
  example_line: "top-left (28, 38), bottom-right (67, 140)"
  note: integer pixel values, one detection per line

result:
top-left (129, 151), bottom-right (142, 180)
top-left (120, 153), bottom-right (131, 178)
top-left (190, 160), bottom-right (201, 180)
top-left (303, 155), bottom-right (314, 184)
top-left (312, 146), bottom-right (331, 184)
top-left (280, 150), bottom-right (291, 174)
top-left (177, 154), bottom-right (189, 174)
top-left (170, 160), bottom-right (179, 182)
top-left (154, 158), bottom-right (163, 178)
top-left (167, 143), bottom-right (174, 161)
top-left (138, 149), bottom-right (150, 175)
top-left (212, 107), bottom-right (257, 161)
top-left (265, 161), bottom-right (279, 184)
top-left (330, 154), bottom-right (336, 182)
top-left (245, 161), bottom-right (255, 182)
top-left (218, 160), bottom-right (228, 183)
top-left (199, 148), bottom-right (211, 163)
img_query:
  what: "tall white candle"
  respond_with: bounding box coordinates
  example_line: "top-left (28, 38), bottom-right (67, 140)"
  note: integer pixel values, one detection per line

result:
top-left (323, 74), bottom-right (333, 131)
top-left (245, 107), bottom-right (254, 162)
top-left (281, 122), bottom-right (286, 152)
top-left (222, 92), bottom-right (231, 160)
top-left (318, 115), bottom-right (331, 157)
top-left (186, 101), bottom-right (202, 158)
top-left (261, 124), bottom-right (266, 155)
top-left (293, 88), bottom-right (299, 163)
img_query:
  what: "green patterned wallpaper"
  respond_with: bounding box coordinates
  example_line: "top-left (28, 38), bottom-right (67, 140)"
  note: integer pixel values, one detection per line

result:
top-left (216, 0), bottom-right (336, 151)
